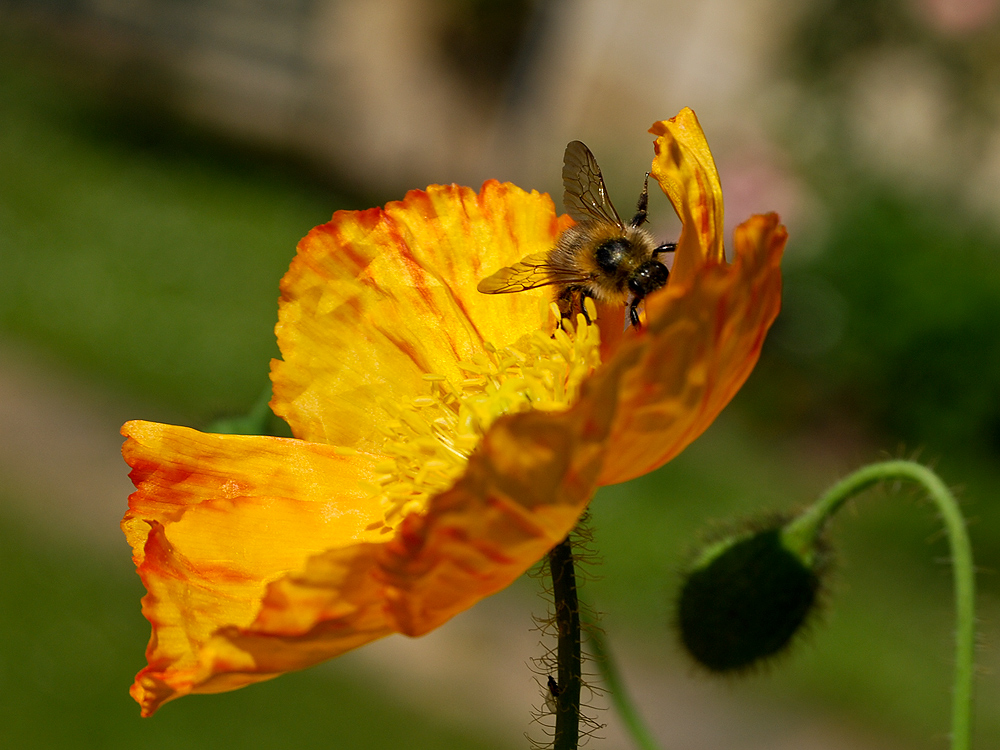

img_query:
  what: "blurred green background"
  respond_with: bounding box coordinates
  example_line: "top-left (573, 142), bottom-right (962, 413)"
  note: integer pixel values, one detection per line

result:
top-left (2, 0), bottom-right (999, 748)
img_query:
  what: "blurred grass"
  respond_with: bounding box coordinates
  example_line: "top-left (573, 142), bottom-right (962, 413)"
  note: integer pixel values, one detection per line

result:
top-left (2, 29), bottom-right (999, 750)
top-left (0, 39), bottom-right (357, 423)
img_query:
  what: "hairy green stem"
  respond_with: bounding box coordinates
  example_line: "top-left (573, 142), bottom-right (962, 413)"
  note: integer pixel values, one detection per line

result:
top-left (783, 460), bottom-right (976, 750)
top-left (549, 536), bottom-right (582, 750)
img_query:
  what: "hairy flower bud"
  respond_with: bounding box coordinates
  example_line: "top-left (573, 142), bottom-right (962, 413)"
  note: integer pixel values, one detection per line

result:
top-left (676, 519), bottom-right (826, 673)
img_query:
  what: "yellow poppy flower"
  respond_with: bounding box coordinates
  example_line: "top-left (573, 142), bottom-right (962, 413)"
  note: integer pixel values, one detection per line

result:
top-left (121, 108), bottom-right (786, 716)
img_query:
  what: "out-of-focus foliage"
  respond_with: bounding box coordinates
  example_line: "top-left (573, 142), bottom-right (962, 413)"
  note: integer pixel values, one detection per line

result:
top-left (744, 0), bottom-right (1000, 462)
top-left (791, 0), bottom-right (1000, 112)
top-left (757, 191), bottom-right (1000, 457)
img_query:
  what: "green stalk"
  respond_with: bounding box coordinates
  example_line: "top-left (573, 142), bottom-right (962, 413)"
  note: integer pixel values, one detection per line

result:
top-left (207, 383), bottom-right (274, 435)
top-left (783, 460), bottom-right (976, 750)
top-left (587, 623), bottom-right (663, 750)
top-left (549, 536), bottom-right (582, 750)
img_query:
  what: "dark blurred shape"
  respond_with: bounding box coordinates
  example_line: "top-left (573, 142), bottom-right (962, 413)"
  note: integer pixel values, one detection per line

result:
top-left (437, 0), bottom-right (538, 97)
top-left (792, 0), bottom-right (916, 79)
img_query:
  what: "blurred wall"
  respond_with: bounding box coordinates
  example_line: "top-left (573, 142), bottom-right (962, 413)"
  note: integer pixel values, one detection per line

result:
top-left (2, 0), bottom-right (806, 232)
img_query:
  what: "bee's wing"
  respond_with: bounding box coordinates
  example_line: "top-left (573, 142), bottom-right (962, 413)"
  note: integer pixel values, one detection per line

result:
top-left (562, 140), bottom-right (625, 229)
top-left (477, 252), bottom-right (589, 294)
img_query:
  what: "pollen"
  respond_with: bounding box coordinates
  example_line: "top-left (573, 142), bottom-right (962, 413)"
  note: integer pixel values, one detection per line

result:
top-left (371, 300), bottom-right (602, 526)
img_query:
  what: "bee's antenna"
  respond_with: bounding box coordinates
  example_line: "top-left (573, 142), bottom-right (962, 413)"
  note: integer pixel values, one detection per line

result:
top-left (629, 173), bottom-right (650, 227)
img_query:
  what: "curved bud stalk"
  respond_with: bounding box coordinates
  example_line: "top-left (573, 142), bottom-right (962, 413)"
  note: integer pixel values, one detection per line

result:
top-left (782, 461), bottom-right (975, 750)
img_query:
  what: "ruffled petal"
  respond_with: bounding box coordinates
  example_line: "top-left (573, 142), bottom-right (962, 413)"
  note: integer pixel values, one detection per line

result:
top-left (270, 181), bottom-right (570, 449)
top-left (121, 421), bottom-right (388, 716)
top-left (597, 213), bottom-right (786, 485)
top-left (138, 358), bottom-right (621, 714)
top-left (649, 108), bottom-right (726, 286)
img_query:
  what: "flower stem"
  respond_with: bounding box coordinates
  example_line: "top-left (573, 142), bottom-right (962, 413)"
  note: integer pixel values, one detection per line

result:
top-left (782, 460), bottom-right (976, 750)
top-left (207, 384), bottom-right (273, 435)
top-left (587, 623), bottom-right (663, 750)
top-left (549, 536), bottom-right (582, 750)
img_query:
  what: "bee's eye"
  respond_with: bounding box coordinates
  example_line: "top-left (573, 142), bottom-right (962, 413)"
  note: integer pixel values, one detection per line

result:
top-left (595, 238), bottom-right (629, 273)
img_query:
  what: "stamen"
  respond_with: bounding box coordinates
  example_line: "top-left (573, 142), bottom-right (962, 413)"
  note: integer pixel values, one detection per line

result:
top-left (369, 308), bottom-right (602, 526)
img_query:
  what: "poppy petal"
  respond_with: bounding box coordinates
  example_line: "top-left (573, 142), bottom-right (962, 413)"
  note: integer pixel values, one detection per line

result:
top-left (121, 421), bottom-right (387, 715)
top-left (144, 363), bottom-right (620, 714)
top-left (596, 213), bottom-right (786, 485)
top-left (270, 181), bottom-right (570, 449)
top-left (649, 108), bottom-right (726, 286)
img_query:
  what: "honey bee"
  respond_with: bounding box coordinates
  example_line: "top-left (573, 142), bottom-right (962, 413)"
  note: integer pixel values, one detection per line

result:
top-left (477, 140), bottom-right (676, 328)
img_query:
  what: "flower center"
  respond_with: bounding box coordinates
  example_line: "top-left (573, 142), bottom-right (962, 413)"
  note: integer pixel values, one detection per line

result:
top-left (367, 301), bottom-right (601, 530)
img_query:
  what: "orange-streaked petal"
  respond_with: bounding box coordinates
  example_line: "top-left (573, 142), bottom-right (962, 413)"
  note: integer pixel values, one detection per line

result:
top-left (135, 361), bottom-right (621, 715)
top-left (649, 108), bottom-right (725, 286)
top-left (597, 213), bottom-right (786, 485)
top-left (270, 181), bottom-right (571, 449)
top-left (121, 421), bottom-right (389, 716)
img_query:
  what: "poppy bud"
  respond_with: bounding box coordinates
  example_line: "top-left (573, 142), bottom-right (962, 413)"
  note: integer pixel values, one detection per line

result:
top-left (676, 519), bottom-right (826, 673)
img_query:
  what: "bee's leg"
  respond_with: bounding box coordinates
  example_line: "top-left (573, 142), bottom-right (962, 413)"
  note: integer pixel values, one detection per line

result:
top-left (652, 241), bottom-right (676, 257)
top-left (556, 285), bottom-right (581, 324)
top-left (628, 300), bottom-right (642, 329)
top-left (629, 173), bottom-right (650, 227)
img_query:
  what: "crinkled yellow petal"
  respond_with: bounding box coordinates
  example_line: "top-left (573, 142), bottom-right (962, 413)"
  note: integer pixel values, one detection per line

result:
top-left (123, 355), bottom-right (618, 715)
top-left (188, 396), bottom-right (612, 697)
top-left (121, 421), bottom-right (388, 716)
top-left (649, 108), bottom-right (726, 286)
top-left (597, 213), bottom-right (786, 485)
top-left (270, 181), bottom-right (571, 448)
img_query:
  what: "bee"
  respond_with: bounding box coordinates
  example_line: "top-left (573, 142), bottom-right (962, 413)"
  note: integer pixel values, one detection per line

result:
top-left (477, 140), bottom-right (676, 328)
